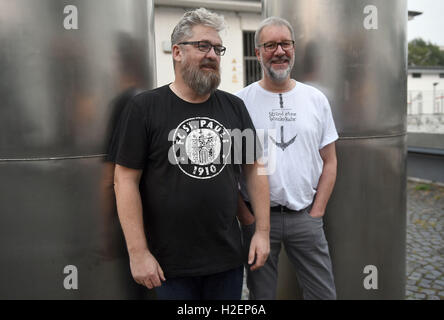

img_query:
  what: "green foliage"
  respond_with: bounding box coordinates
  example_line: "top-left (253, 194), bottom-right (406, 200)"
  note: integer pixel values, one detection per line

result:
top-left (415, 183), bottom-right (431, 191)
top-left (408, 38), bottom-right (444, 66)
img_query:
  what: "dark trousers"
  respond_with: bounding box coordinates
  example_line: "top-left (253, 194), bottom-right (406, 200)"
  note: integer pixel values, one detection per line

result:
top-left (155, 265), bottom-right (244, 300)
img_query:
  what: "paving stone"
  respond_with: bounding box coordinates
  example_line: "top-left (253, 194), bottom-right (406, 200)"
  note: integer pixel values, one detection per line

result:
top-left (389, 182), bottom-right (442, 299)
top-left (410, 272), bottom-right (421, 280)
top-left (435, 280), bottom-right (444, 287)
top-left (420, 288), bottom-right (437, 295)
top-left (416, 268), bottom-right (427, 274)
top-left (432, 284), bottom-right (444, 290)
top-left (424, 265), bottom-right (436, 271)
top-left (425, 274), bottom-right (439, 280)
top-left (425, 257), bottom-right (439, 263)
top-left (414, 293), bottom-right (426, 299)
top-left (430, 270), bottom-right (441, 277)
top-left (406, 285), bottom-right (418, 291)
top-left (419, 278), bottom-right (431, 284)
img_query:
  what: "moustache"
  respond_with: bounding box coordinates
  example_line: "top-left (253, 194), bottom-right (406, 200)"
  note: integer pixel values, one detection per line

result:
top-left (199, 59), bottom-right (219, 71)
top-left (270, 57), bottom-right (290, 64)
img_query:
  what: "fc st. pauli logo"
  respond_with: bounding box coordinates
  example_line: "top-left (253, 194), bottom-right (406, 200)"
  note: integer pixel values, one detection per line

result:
top-left (172, 117), bottom-right (231, 179)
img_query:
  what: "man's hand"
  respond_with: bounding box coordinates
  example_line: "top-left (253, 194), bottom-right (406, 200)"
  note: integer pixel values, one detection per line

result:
top-left (309, 208), bottom-right (325, 219)
top-left (242, 160), bottom-right (270, 271)
top-left (248, 230), bottom-right (270, 271)
top-left (114, 165), bottom-right (166, 289)
top-left (129, 249), bottom-right (166, 289)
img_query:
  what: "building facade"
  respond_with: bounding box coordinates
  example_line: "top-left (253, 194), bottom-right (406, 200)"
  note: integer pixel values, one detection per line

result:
top-left (408, 66), bottom-right (444, 134)
top-left (408, 66), bottom-right (444, 115)
top-left (154, 0), bottom-right (262, 93)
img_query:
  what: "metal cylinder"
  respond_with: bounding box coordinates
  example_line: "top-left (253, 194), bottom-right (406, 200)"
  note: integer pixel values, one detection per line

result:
top-left (263, 0), bottom-right (407, 299)
top-left (0, 0), bottom-right (156, 299)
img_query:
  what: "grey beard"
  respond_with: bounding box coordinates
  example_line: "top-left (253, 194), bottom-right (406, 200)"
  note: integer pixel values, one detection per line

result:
top-left (268, 66), bottom-right (291, 81)
top-left (261, 53), bottom-right (295, 82)
top-left (181, 64), bottom-right (221, 96)
top-left (264, 63), bottom-right (293, 82)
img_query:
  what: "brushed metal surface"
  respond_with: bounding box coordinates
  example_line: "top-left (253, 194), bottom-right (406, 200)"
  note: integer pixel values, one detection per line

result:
top-left (263, 0), bottom-right (407, 299)
top-left (275, 137), bottom-right (407, 300)
top-left (0, 158), bottom-right (153, 299)
top-left (263, 0), bottom-right (407, 138)
top-left (0, 0), bottom-right (155, 159)
top-left (0, 0), bottom-right (155, 299)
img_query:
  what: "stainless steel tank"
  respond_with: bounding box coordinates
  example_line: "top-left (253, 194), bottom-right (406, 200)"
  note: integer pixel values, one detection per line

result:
top-left (0, 0), bottom-right (156, 299)
top-left (263, 0), bottom-right (407, 299)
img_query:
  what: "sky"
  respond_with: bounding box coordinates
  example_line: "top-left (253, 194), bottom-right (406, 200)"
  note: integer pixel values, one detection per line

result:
top-left (408, 0), bottom-right (444, 45)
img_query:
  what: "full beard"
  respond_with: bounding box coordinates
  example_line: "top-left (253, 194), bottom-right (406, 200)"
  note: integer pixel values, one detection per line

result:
top-left (181, 58), bottom-right (221, 96)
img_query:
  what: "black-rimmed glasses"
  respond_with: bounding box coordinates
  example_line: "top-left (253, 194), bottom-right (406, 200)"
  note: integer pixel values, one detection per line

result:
top-left (178, 41), bottom-right (227, 56)
top-left (258, 40), bottom-right (295, 52)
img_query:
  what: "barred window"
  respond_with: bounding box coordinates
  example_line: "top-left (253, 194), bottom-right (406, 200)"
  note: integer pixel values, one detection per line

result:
top-left (243, 31), bottom-right (262, 86)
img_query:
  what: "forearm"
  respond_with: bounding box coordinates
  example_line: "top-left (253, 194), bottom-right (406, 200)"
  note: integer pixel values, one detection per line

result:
top-left (114, 180), bottom-right (149, 255)
top-left (244, 163), bottom-right (270, 232)
top-left (312, 160), bottom-right (337, 214)
top-left (236, 193), bottom-right (255, 225)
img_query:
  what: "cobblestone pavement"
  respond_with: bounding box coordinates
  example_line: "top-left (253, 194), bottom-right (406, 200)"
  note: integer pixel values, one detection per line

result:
top-left (406, 180), bottom-right (444, 300)
top-left (242, 180), bottom-right (444, 300)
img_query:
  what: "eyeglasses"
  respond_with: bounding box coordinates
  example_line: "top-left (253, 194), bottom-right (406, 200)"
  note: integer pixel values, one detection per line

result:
top-left (258, 40), bottom-right (295, 52)
top-left (178, 41), bottom-right (226, 56)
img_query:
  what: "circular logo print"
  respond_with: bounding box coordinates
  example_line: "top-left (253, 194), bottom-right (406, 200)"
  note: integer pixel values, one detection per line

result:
top-left (172, 117), bottom-right (231, 179)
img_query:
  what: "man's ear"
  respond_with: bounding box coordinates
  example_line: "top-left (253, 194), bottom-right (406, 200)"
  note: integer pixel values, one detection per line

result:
top-left (255, 48), bottom-right (261, 63)
top-left (172, 44), bottom-right (182, 64)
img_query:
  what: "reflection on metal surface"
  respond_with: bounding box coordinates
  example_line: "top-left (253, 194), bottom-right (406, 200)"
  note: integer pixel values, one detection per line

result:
top-left (264, 0), bottom-right (407, 299)
top-left (264, 0), bottom-right (407, 138)
top-left (0, 0), bottom-right (155, 299)
top-left (0, 0), bottom-right (155, 159)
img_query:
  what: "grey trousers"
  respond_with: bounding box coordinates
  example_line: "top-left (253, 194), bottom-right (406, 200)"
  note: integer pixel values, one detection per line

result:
top-left (241, 206), bottom-right (337, 300)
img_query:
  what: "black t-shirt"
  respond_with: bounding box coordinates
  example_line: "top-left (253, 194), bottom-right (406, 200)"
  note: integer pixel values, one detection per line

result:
top-left (112, 84), bottom-right (259, 278)
top-left (105, 87), bottom-right (145, 162)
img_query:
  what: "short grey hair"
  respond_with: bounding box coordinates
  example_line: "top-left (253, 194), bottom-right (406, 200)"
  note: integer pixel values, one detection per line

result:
top-left (254, 16), bottom-right (295, 48)
top-left (171, 8), bottom-right (226, 46)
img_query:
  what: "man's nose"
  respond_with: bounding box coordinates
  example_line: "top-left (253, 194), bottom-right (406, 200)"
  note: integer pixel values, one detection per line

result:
top-left (274, 44), bottom-right (286, 55)
top-left (205, 46), bottom-right (219, 59)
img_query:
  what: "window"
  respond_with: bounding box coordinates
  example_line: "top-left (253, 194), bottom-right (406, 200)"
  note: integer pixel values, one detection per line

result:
top-left (412, 73), bottom-right (422, 78)
top-left (243, 31), bottom-right (262, 86)
top-left (439, 73), bottom-right (444, 78)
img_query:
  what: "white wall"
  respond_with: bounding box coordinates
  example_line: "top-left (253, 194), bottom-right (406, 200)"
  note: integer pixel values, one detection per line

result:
top-left (408, 72), bottom-right (444, 114)
top-left (408, 73), bottom-right (444, 91)
top-left (154, 6), bottom-right (261, 94)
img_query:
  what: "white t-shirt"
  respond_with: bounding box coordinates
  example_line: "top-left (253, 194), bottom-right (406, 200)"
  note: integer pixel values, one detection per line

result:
top-left (236, 81), bottom-right (339, 210)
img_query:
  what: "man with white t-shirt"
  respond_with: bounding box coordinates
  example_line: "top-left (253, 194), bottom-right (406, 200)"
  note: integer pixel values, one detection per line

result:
top-left (236, 17), bottom-right (338, 300)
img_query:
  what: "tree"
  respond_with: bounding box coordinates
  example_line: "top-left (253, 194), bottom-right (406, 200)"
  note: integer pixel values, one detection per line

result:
top-left (408, 38), bottom-right (444, 66)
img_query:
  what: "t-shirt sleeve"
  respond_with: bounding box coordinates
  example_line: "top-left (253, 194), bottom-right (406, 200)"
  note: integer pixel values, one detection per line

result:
top-left (114, 99), bottom-right (149, 169)
top-left (319, 94), bottom-right (339, 149)
top-left (105, 89), bottom-right (142, 163)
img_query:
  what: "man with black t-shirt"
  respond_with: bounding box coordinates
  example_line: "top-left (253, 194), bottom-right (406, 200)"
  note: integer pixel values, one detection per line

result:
top-left (111, 8), bottom-right (270, 300)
